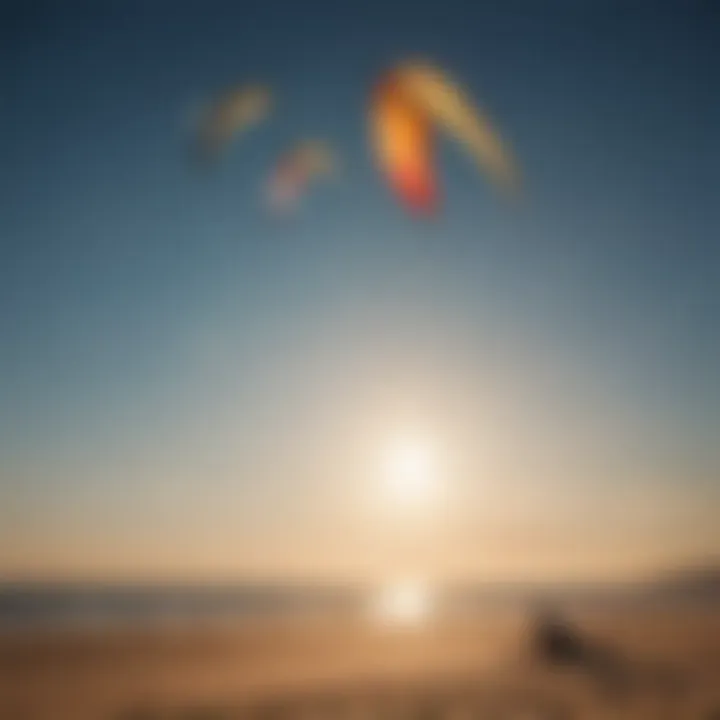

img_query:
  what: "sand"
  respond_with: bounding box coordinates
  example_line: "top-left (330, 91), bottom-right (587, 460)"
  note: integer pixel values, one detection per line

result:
top-left (1, 606), bottom-right (718, 719)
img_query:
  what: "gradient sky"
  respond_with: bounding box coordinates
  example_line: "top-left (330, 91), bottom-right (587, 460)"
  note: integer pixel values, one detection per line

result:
top-left (1, 0), bottom-right (718, 582)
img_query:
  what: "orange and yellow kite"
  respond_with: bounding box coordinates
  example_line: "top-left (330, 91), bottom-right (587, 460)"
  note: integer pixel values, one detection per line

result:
top-left (370, 60), bottom-right (519, 215)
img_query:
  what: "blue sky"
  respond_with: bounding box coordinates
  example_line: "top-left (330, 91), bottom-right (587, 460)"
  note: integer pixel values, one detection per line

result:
top-left (1, 0), bottom-right (718, 581)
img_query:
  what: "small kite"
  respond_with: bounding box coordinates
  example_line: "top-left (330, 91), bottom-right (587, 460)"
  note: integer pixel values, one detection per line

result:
top-left (369, 60), bottom-right (519, 215)
top-left (266, 140), bottom-right (336, 212)
top-left (193, 84), bottom-right (272, 167)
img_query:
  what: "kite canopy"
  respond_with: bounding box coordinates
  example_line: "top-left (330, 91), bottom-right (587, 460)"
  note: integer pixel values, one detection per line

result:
top-left (369, 59), bottom-right (519, 215)
top-left (194, 84), bottom-right (272, 167)
top-left (266, 140), bottom-right (336, 212)
top-left (371, 76), bottom-right (437, 214)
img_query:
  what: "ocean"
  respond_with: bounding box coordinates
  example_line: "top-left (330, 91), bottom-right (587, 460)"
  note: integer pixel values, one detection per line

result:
top-left (0, 583), bottom-right (364, 631)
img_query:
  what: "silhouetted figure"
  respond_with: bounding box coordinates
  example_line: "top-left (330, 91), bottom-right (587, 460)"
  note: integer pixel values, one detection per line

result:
top-left (530, 608), bottom-right (632, 703)
top-left (533, 611), bottom-right (588, 667)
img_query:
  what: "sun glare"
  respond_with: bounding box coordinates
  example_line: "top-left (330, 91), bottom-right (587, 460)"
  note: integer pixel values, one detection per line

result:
top-left (381, 436), bottom-right (439, 507)
top-left (371, 580), bottom-right (433, 627)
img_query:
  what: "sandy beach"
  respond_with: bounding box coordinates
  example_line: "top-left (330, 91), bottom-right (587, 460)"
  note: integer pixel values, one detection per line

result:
top-left (1, 605), bottom-right (718, 719)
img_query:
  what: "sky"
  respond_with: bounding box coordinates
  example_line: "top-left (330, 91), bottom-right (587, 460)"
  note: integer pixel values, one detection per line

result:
top-left (1, 0), bottom-right (718, 583)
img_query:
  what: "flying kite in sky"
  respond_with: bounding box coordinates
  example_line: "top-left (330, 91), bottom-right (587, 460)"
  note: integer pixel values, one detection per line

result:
top-left (266, 140), bottom-right (336, 213)
top-left (369, 60), bottom-right (519, 215)
top-left (193, 84), bottom-right (272, 167)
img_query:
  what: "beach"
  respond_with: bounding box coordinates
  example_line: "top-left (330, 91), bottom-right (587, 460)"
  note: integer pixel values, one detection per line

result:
top-left (1, 604), bottom-right (718, 719)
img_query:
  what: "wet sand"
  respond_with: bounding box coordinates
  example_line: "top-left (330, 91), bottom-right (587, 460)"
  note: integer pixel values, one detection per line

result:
top-left (1, 606), bottom-right (718, 719)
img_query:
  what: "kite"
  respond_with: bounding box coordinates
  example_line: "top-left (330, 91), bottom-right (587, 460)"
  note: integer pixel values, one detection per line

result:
top-left (266, 140), bottom-right (336, 212)
top-left (193, 84), bottom-right (272, 167)
top-left (369, 60), bottom-right (519, 214)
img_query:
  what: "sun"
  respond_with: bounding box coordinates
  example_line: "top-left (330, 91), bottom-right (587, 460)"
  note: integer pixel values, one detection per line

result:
top-left (381, 436), bottom-right (439, 507)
